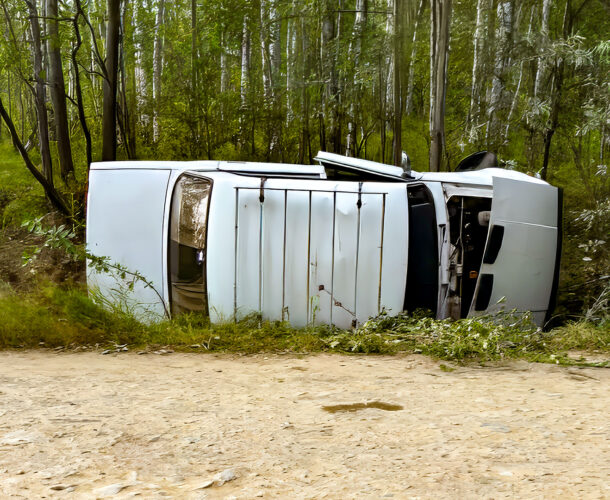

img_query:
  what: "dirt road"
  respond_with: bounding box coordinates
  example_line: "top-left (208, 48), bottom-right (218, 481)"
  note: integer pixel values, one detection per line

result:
top-left (0, 352), bottom-right (608, 499)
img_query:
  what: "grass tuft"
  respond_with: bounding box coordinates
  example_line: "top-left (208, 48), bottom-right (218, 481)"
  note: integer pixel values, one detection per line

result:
top-left (0, 282), bottom-right (607, 366)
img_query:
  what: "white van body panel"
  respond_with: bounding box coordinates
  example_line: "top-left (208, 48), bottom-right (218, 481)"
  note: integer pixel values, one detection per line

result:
top-left (86, 168), bottom-right (171, 319)
top-left (201, 175), bottom-right (408, 328)
top-left (469, 177), bottom-right (560, 325)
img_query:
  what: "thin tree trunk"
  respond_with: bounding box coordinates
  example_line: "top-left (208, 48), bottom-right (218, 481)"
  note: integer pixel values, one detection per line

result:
top-left (385, 0), bottom-right (393, 118)
top-left (299, 15), bottom-right (311, 163)
top-left (0, 96), bottom-right (69, 215)
top-left (269, 0), bottom-right (281, 158)
top-left (467, 0), bottom-right (489, 135)
top-left (48, 0), bottom-right (75, 182)
top-left (346, 0), bottom-right (367, 156)
top-left (126, 0), bottom-right (137, 158)
top-left (286, 0), bottom-right (296, 124)
top-left (429, 0), bottom-right (452, 172)
top-left (190, 0), bottom-right (199, 154)
top-left (392, 0), bottom-right (402, 166)
top-left (486, 1), bottom-right (513, 150)
top-left (333, 0), bottom-right (343, 155)
top-left (72, 0), bottom-right (92, 169)
top-left (321, 0), bottom-right (336, 152)
top-left (541, 0), bottom-right (574, 181)
top-left (102, 0), bottom-right (121, 161)
top-left (260, 0), bottom-right (272, 103)
top-left (239, 13), bottom-right (250, 150)
top-left (405, 0), bottom-right (425, 115)
top-left (534, 0), bottom-right (552, 99)
top-left (220, 28), bottom-right (229, 94)
top-left (118, 0), bottom-right (135, 159)
top-left (504, 5), bottom-right (534, 142)
top-left (152, 0), bottom-right (164, 143)
top-left (25, 0), bottom-right (53, 184)
top-left (240, 15), bottom-right (250, 111)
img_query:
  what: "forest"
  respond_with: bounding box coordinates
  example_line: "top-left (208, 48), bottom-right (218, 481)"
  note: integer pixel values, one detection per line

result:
top-left (0, 0), bottom-right (608, 327)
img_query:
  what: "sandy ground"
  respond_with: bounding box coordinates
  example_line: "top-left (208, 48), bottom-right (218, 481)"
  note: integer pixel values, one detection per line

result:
top-left (0, 352), bottom-right (608, 499)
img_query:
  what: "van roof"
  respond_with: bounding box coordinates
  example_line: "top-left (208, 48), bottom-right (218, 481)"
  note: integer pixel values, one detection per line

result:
top-left (90, 157), bottom-right (546, 186)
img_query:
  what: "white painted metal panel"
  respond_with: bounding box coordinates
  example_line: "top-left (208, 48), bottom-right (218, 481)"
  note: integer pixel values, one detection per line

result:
top-left (86, 168), bottom-right (170, 319)
top-left (261, 189), bottom-right (286, 321)
top-left (331, 191), bottom-right (360, 327)
top-left (308, 191), bottom-right (335, 325)
top-left (354, 193), bottom-right (384, 322)
top-left (235, 188), bottom-right (261, 318)
top-left (469, 177), bottom-right (559, 325)
top-left (376, 184), bottom-right (409, 317)
top-left (279, 191), bottom-right (310, 325)
top-left (203, 176), bottom-right (409, 328)
top-left (428, 182), bottom-right (450, 318)
top-left (202, 174), bottom-right (247, 322)
top-left (489, 177), bottom-right (557, 227)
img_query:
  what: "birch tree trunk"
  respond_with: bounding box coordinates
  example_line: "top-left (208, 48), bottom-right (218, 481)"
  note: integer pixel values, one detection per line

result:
top-left (47, 0), bottom-right (74, 181)
top-left (260, 0), bottom-right (272, 104)
top-left (534, 0), bottom-right (552, 99)
top-left (240, 15), bottom-right (250, 111)
top-left (392, 0), bottom-right (402, 166)
top-left (286, 1), bottom-right (297, 124)
top-left (429, 0), bottom-right (452, 172)
top-left (299, 15), bottom-right (311, 163)
top-left (260, 0), bottom-right (281, 158)
top-left (385, 0), bottom-right (394, 117)
top-left (239, 13), bottom-right (250, 149)
top-left (504, 5), bottom-right (534, 142)
top-left (25, 0), bottom-right (53, 184)
top-left (152, 0), bottom-right (164, 143)
top-left (269, 0), bottom-right (281, 93)
top-left (321, 1), bottom-right (335, 152)
top-left (467, 0), bottom-right (489, 137)
top-left (220, 29), bottom-right (229, 94)
top-left (190, 0), bottom-right (199, 152)
top-left (405, 0), bottom-right (425, 116)
top-left (102, 0), bottom-right (121, 161)
top-left (346, 0), bottom-right (367, 156)
top-left (125, 0), bottom-right (137, 159)
top-left (486, 1), bottom-right (513, 149)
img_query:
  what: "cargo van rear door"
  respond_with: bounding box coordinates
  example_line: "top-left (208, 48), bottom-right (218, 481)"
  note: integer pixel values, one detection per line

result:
top-left (468, 177), bottom-right (561, 326)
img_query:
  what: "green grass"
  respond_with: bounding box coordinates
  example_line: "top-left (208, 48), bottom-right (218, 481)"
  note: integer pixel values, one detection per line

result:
top-left (0, 140), bottom-right (89, 228)
top-left (0, 142), bottom-right (49, 227)
top-left (0, 281), bottom-right (607, 366)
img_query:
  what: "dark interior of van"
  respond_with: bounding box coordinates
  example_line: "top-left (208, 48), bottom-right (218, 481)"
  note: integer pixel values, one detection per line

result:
top-left (404, 184), bottom-right (439, 314)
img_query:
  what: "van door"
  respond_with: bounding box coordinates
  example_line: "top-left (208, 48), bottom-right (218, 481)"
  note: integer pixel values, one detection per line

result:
top-left (468, 177), bottom-right (562, 326)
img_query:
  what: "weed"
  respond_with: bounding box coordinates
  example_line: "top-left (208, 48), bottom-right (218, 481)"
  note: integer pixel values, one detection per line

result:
top-left (0, 283), bottom-right (607, 367)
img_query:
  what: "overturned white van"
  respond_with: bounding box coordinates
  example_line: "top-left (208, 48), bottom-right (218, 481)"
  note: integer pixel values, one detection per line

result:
top-left (86, 152), bottom-right (562, 328)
